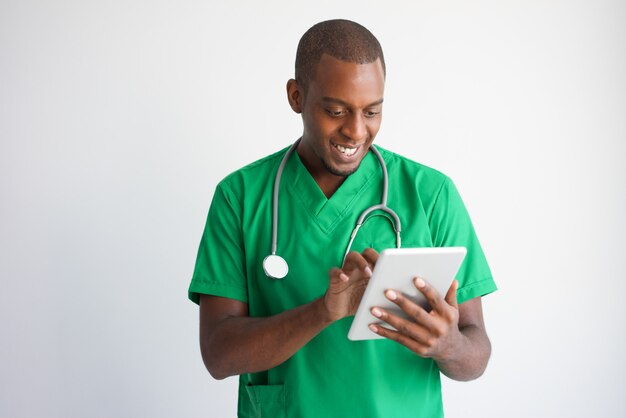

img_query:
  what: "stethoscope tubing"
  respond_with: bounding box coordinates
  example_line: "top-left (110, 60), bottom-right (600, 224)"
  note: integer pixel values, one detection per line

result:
top-left (270, 140), bottom-right (300, 256)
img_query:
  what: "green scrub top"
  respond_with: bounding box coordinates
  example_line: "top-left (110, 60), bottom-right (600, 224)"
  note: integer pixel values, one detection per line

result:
top-left (189, 145), bottom-right (497, 418)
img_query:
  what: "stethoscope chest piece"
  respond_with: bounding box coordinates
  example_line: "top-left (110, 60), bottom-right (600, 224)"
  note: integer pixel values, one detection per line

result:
top-left (263, 254), bottom-right (289, 279)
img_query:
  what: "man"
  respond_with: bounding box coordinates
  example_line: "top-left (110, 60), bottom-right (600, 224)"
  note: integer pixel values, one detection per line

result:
top-left (189, 19), bottom-right (496, 417)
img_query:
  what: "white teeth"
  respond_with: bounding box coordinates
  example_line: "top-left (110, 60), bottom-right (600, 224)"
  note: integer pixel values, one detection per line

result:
top-left (334, 144), bottom-right (357, 156)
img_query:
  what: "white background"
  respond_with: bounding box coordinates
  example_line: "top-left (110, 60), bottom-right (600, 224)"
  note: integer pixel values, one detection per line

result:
top-left (1, 1), bottom-right (625, 417)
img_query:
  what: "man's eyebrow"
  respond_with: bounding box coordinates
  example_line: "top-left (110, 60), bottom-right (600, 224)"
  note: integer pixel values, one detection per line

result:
top-left (321, 97), bottom-right (384, 107)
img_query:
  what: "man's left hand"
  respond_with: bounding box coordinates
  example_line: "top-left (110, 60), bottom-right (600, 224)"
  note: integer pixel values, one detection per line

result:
top-left (368, 278), bottom-right (464, 362)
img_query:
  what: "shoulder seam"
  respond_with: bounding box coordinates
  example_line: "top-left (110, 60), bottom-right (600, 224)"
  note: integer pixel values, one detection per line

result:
top-left (428, 176), bottom-right (450, 227)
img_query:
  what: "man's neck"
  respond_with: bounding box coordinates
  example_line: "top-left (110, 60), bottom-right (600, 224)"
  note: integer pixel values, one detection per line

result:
top-left (315, 175), bottom-right (347, 199)
top-left (295, 148), bottom-right (347, 199)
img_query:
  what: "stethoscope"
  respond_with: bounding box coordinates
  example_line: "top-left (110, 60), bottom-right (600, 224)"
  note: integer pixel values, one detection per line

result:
top-left (263, 138), bottom-right (402, 279)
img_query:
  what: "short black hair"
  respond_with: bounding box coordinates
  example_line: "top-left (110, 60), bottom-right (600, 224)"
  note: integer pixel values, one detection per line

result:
top-left (295, 19), bottom-right (386, 89)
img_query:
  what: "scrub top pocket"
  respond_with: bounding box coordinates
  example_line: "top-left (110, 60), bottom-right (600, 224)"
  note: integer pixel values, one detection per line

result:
top-left (242, 384), bottom-right (286, 418)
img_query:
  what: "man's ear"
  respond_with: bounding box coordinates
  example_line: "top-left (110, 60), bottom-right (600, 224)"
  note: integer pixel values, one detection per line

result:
top-left (286, 79), bottom-right (303, 114)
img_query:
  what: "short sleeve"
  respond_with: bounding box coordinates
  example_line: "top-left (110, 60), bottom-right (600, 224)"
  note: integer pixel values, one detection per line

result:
top-left (188, 183), bottom-right (248, 305)
top-left (429, 178), bottom-right (497, 303)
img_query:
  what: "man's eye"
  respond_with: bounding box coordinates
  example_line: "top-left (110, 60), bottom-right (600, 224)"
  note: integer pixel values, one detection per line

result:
top-left (364, 110), bottom-right (381, 118)
top-left (326, 109), bottom-right (345, 117)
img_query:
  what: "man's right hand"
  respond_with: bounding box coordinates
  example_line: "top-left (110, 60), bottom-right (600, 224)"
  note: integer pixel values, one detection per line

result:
top-left (199, 248), bottom-right (380, 379)
top-left (323, 248), bottom-right (379, 322)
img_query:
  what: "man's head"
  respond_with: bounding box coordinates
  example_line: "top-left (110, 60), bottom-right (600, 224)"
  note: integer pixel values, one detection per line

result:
top-left (295, 19), bottom-right (386, 92)
top-left (287, 20), bottom-right (386, 189)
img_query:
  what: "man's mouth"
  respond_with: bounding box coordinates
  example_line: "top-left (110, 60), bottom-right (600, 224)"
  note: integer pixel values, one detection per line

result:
top-left (332, 143), bottom-right (358, 157)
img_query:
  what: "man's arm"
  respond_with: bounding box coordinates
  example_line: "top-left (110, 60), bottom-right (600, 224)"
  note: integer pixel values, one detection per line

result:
top-left (199, 250), bottom-right (378, 380)
top-left (200, 295), bottom-right (329, 380)
top-left (368, 278), bottom-right (491, 381)
top-left (435, 295), bottom-right (491, 381)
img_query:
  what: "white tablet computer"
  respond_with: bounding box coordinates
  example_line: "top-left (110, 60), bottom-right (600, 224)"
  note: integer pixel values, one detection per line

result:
top-left (347, 247), bottom-right (466, 341)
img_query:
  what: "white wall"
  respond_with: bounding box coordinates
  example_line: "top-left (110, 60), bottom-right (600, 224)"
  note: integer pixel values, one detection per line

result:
top-left (1, 1), bottom-right (624, 417)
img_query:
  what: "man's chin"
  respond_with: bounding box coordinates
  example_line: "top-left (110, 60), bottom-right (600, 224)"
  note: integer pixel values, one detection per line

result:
top-left (322, 159), bottom-right (360, 177)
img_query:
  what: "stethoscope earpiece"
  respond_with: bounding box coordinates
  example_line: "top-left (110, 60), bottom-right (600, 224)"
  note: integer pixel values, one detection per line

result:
top-left (264, 139), bottom-right (401, 279)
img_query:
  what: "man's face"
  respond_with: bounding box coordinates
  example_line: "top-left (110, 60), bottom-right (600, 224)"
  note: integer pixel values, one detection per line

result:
top-left (295, 54), bottom-right (385, 179)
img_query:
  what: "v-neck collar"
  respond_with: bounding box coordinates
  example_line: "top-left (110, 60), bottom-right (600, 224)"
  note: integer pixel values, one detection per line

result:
top-left (284, 149), bottom-right (380, 233)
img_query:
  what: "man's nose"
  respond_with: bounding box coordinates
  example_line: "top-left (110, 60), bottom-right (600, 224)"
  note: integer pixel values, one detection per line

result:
top-left (341, 113), bottom-right (368, 142)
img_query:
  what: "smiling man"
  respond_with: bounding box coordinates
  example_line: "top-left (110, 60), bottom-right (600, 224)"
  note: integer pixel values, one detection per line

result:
top-left (289, 52), bottom-right (385, 196)
top-left (189, 19), bottom-right (496, 417)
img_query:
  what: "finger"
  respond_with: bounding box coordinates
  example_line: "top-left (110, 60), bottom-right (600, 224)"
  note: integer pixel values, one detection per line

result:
top-left (383, 289), bottom-right (431, 326)
top-left (368, 323), bottom-right (430, 357)
top-left (343, 251), bottom-right (373, 277)
top-left (361, 248), bottom-right (379, 270)
top-left (385, 289), bottom-right (437, 330)
top-left (370, 306), bottom-right (431, 343)
top-left (414, 277), bottom-right (446, 314)
top-left (444, 279), bottom-right (459, 310)
top-left (328, 267), bottom-right (349, 288)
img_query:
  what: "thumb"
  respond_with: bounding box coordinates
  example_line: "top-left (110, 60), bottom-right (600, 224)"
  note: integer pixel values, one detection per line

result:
top-left (444, 279), bottom-right (459, 309)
